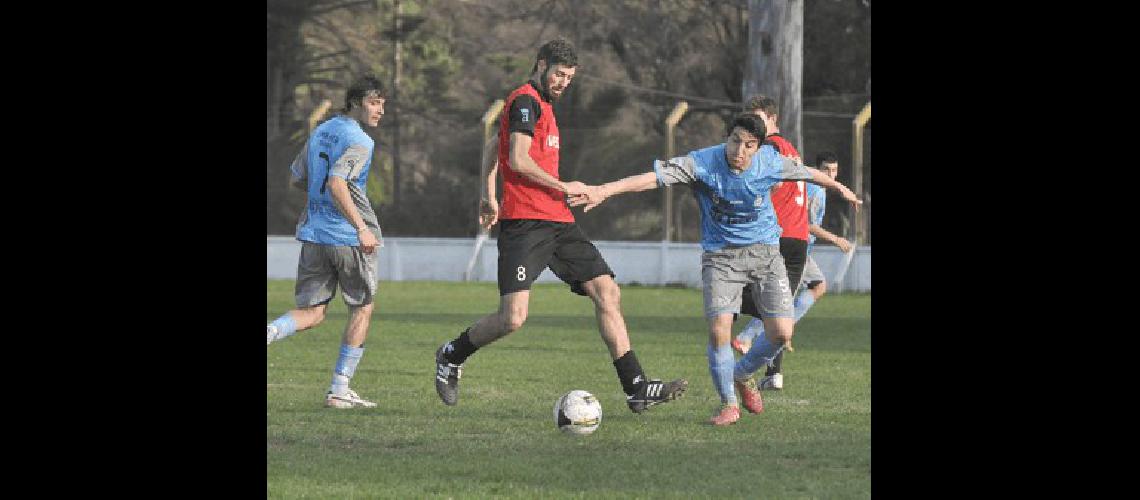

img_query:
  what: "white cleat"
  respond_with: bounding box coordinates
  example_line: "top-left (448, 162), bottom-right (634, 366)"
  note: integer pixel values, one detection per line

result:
top-left (325, 389), bottom-right (378, 408)
top-left (758, 373), bottom-right (783, 391)
top-left (267, 325), bottom-right (278, 345)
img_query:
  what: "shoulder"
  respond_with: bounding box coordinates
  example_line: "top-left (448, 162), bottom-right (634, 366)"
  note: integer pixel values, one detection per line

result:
top-left (512, 93), bottom-right (539, 108)
top-left (689, 144), bottom-right (725, 171)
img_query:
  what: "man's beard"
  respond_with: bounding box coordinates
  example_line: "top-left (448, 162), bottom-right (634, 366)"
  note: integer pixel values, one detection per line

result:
top-left (541, 68), bottom-right (561, 102)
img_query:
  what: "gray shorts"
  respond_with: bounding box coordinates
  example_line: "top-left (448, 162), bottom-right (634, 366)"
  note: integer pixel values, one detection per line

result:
top-left (702, 243), bottom-right (794, 319)
top-left (294, 241), bottom-right (378, 308)
top-left (801, 255), bottom-right (825, 287)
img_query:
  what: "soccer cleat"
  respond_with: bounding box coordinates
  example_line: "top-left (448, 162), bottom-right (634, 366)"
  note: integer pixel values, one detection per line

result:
top-left (708, 404), bottom-right (741, 426)
top-left (759, 373), bottom-right (784, 391)
top-left (434, 344), bottom-right (462, 406)
top-left (735, 377), bottom-right (764, 414)
top-left (731, 337), bottom-right (751, 355)
top-left (626, 378), bottom-right (688, 413)
top-left (267, 325), bottom-right (278, 346)
top-left (325, 389), bottom-right (377, 408)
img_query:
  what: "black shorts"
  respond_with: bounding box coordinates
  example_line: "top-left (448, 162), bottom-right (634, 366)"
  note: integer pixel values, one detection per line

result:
top-left (740, 237), bottom-right (808, 317)
top-left (497, 219), bottom-right (614, 297)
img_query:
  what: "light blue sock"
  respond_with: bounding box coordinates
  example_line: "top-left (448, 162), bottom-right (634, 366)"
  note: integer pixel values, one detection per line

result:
top-left (708, 343), bottom-right (738, 406)
top-left (330, 344), bottom-right (365, 395)
top-left (734, 332), bottom-right (786, 380)
top-left (736, 317), bottom-right (765, 343)
top-left (269, 313), bottom-right (298, 340)
top-left (793, 290), bottom-right (816, 322)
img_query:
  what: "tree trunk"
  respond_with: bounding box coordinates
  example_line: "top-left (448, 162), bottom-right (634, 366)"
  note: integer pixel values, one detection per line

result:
top-left (743, 0), bottom-right (802, 150)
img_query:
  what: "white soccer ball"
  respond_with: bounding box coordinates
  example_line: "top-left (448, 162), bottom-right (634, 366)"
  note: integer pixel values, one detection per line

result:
top-left (553, 389), bottom-right (602, 436)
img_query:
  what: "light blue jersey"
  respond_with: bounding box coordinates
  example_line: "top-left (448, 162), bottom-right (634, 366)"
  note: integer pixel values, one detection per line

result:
top-left (655, 144), bottom-right (812, 251)
top-left (805, 182), bottom-right (826, 249)
top-left (290, 115), bottom-right (380, 247)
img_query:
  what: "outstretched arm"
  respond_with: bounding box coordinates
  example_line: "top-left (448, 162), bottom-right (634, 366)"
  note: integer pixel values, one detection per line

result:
top-left (803, 166), bottom-right (862, 213)
top-left (569, 172), bottom-right (659, 212)
top-left (570, 155), bottom-right (698, 213)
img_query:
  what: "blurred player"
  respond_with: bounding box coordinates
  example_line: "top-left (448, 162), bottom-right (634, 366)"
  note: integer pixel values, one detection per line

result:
top-left (735, 151), bottom-right (853, 390)
top-left (266, 75), bottom-right (386, 409)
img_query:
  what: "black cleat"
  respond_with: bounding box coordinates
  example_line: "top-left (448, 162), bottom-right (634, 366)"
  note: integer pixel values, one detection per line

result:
top-left (435, 344), bottom-right (463, 406)
top-left (627, 378), bottom-right (688, 413)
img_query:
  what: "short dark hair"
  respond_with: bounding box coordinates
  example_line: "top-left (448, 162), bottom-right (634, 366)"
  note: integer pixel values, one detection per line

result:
top-left (816, 151), bottom-right (839, 167)
top-left (727, 112), bottom-right (767, 140)
top-left (343, 75), bottom-right (387, 113)
top-left (744, 95), bottom-right (778, 119)
top-left (531, 38), bottom-right (578, 73)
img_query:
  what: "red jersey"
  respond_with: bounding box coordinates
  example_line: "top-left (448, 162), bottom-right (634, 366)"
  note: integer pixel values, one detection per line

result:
top-left (497, 82), bottom-right (573, 223)
top-left (766, 133), bottom-right (809, 241)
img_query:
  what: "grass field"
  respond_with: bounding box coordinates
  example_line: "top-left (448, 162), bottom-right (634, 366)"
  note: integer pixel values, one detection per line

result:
top-left (267, 281), bottom-right (871, 499)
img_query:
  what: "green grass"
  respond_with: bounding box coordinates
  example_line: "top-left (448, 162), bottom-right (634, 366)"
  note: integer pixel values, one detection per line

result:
top-left (267, 281), bottom-right (871, 499)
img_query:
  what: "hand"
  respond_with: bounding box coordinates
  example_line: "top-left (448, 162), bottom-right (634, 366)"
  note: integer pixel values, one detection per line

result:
top-left (561, 181), bottom-right (589, 196)
top-left (568, 184), bottom-right (610, 213)
top-left (357, 228), bottom-right (379, 254)
top-left (479, 198), bottom-right (499, 230)
top-left (834, 237), bottom-right (852, 253)
top-left (840, 186), bottom-right (863, 213)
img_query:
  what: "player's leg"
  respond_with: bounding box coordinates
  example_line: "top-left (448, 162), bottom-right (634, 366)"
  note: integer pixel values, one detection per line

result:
top-left (267, 242), bottom-right (335, 345)
top-left (325, 245), bottom-right (379, 408)
top-left (551, 224), bottom-right (687, 413)
top-left (732, 284), bottom-right (763, 354)
top-left (734, 247), bottom-right (796, 387)
top-left (434, 220), bottom-right (553, 406)
top-left (702, 247), bottom-right (757, 425)
top-left (765, 237), bottom-right (808, 378)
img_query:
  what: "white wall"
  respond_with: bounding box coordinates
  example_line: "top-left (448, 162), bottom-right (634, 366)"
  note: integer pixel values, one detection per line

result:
top-left (267, 236), bottom-right (870, 291)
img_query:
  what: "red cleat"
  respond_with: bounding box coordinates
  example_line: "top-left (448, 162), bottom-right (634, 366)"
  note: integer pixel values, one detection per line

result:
top-left (735, 377), bottom-right (764, 414)
top-left (708, 404), bottom-right (741, 426)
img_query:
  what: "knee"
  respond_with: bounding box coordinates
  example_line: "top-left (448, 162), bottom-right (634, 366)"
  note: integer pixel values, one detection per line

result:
top-left (349, 303), bottom-right (374, 320)
top-left (591, 281), bottom-right (622, 312)
top-left (300, 306), bottom-right (326, 326)
top-left (815, 282), bottom-right (827, 297)
top-left (771, 329), bottom-right (793, 345)
top-left (501, 309), bottom-right (527, 333)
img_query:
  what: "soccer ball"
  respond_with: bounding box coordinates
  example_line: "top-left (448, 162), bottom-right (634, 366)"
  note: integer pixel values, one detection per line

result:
top-left (553, 390), bottom-right (602, 436)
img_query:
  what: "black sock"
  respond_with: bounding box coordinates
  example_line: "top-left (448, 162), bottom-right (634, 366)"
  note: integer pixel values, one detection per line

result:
top-left (765, 349), bottom-right (784, 377)
top-left (613, 350), bottom-right (646, 396)
top-left (444, 328), bottom-right (479, 365)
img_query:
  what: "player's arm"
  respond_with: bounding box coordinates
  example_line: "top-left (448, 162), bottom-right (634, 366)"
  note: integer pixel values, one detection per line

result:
top-left (804, 167), bottom-right (861, 212)
top-left (289, 142), bottom-right (309, 191)
top-left (503, 95), bottom-right (587, 196)
top-left (809, 224), bottom-right (852, 252)
top-left (479, 136), bottom-right (500, 229)
top-left (778, 155), bottom-right (860, 213)
top-left (326, 144), bottom-right (379, 254)
top-left (509, 132), bottom-right (586, 195)
top-left (570, 156), bottom-right (696, 213)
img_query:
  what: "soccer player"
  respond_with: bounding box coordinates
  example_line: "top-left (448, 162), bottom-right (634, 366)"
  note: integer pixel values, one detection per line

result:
top-left (733, 96), bottom-right (809, 367)
top-left (434, 39), bottom-right (688, 414)
top-left (734, 151), bottom-right (853, 390)
top-left (266, 75), bottom-right (387, 409)
top-left (569, 113), bottom-right (861, 425)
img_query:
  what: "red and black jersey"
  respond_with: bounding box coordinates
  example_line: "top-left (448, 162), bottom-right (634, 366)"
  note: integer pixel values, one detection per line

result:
top-left (765, 133), bottom-right (809, 241)
top-left (497, 81), bottom-right (573, 223)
